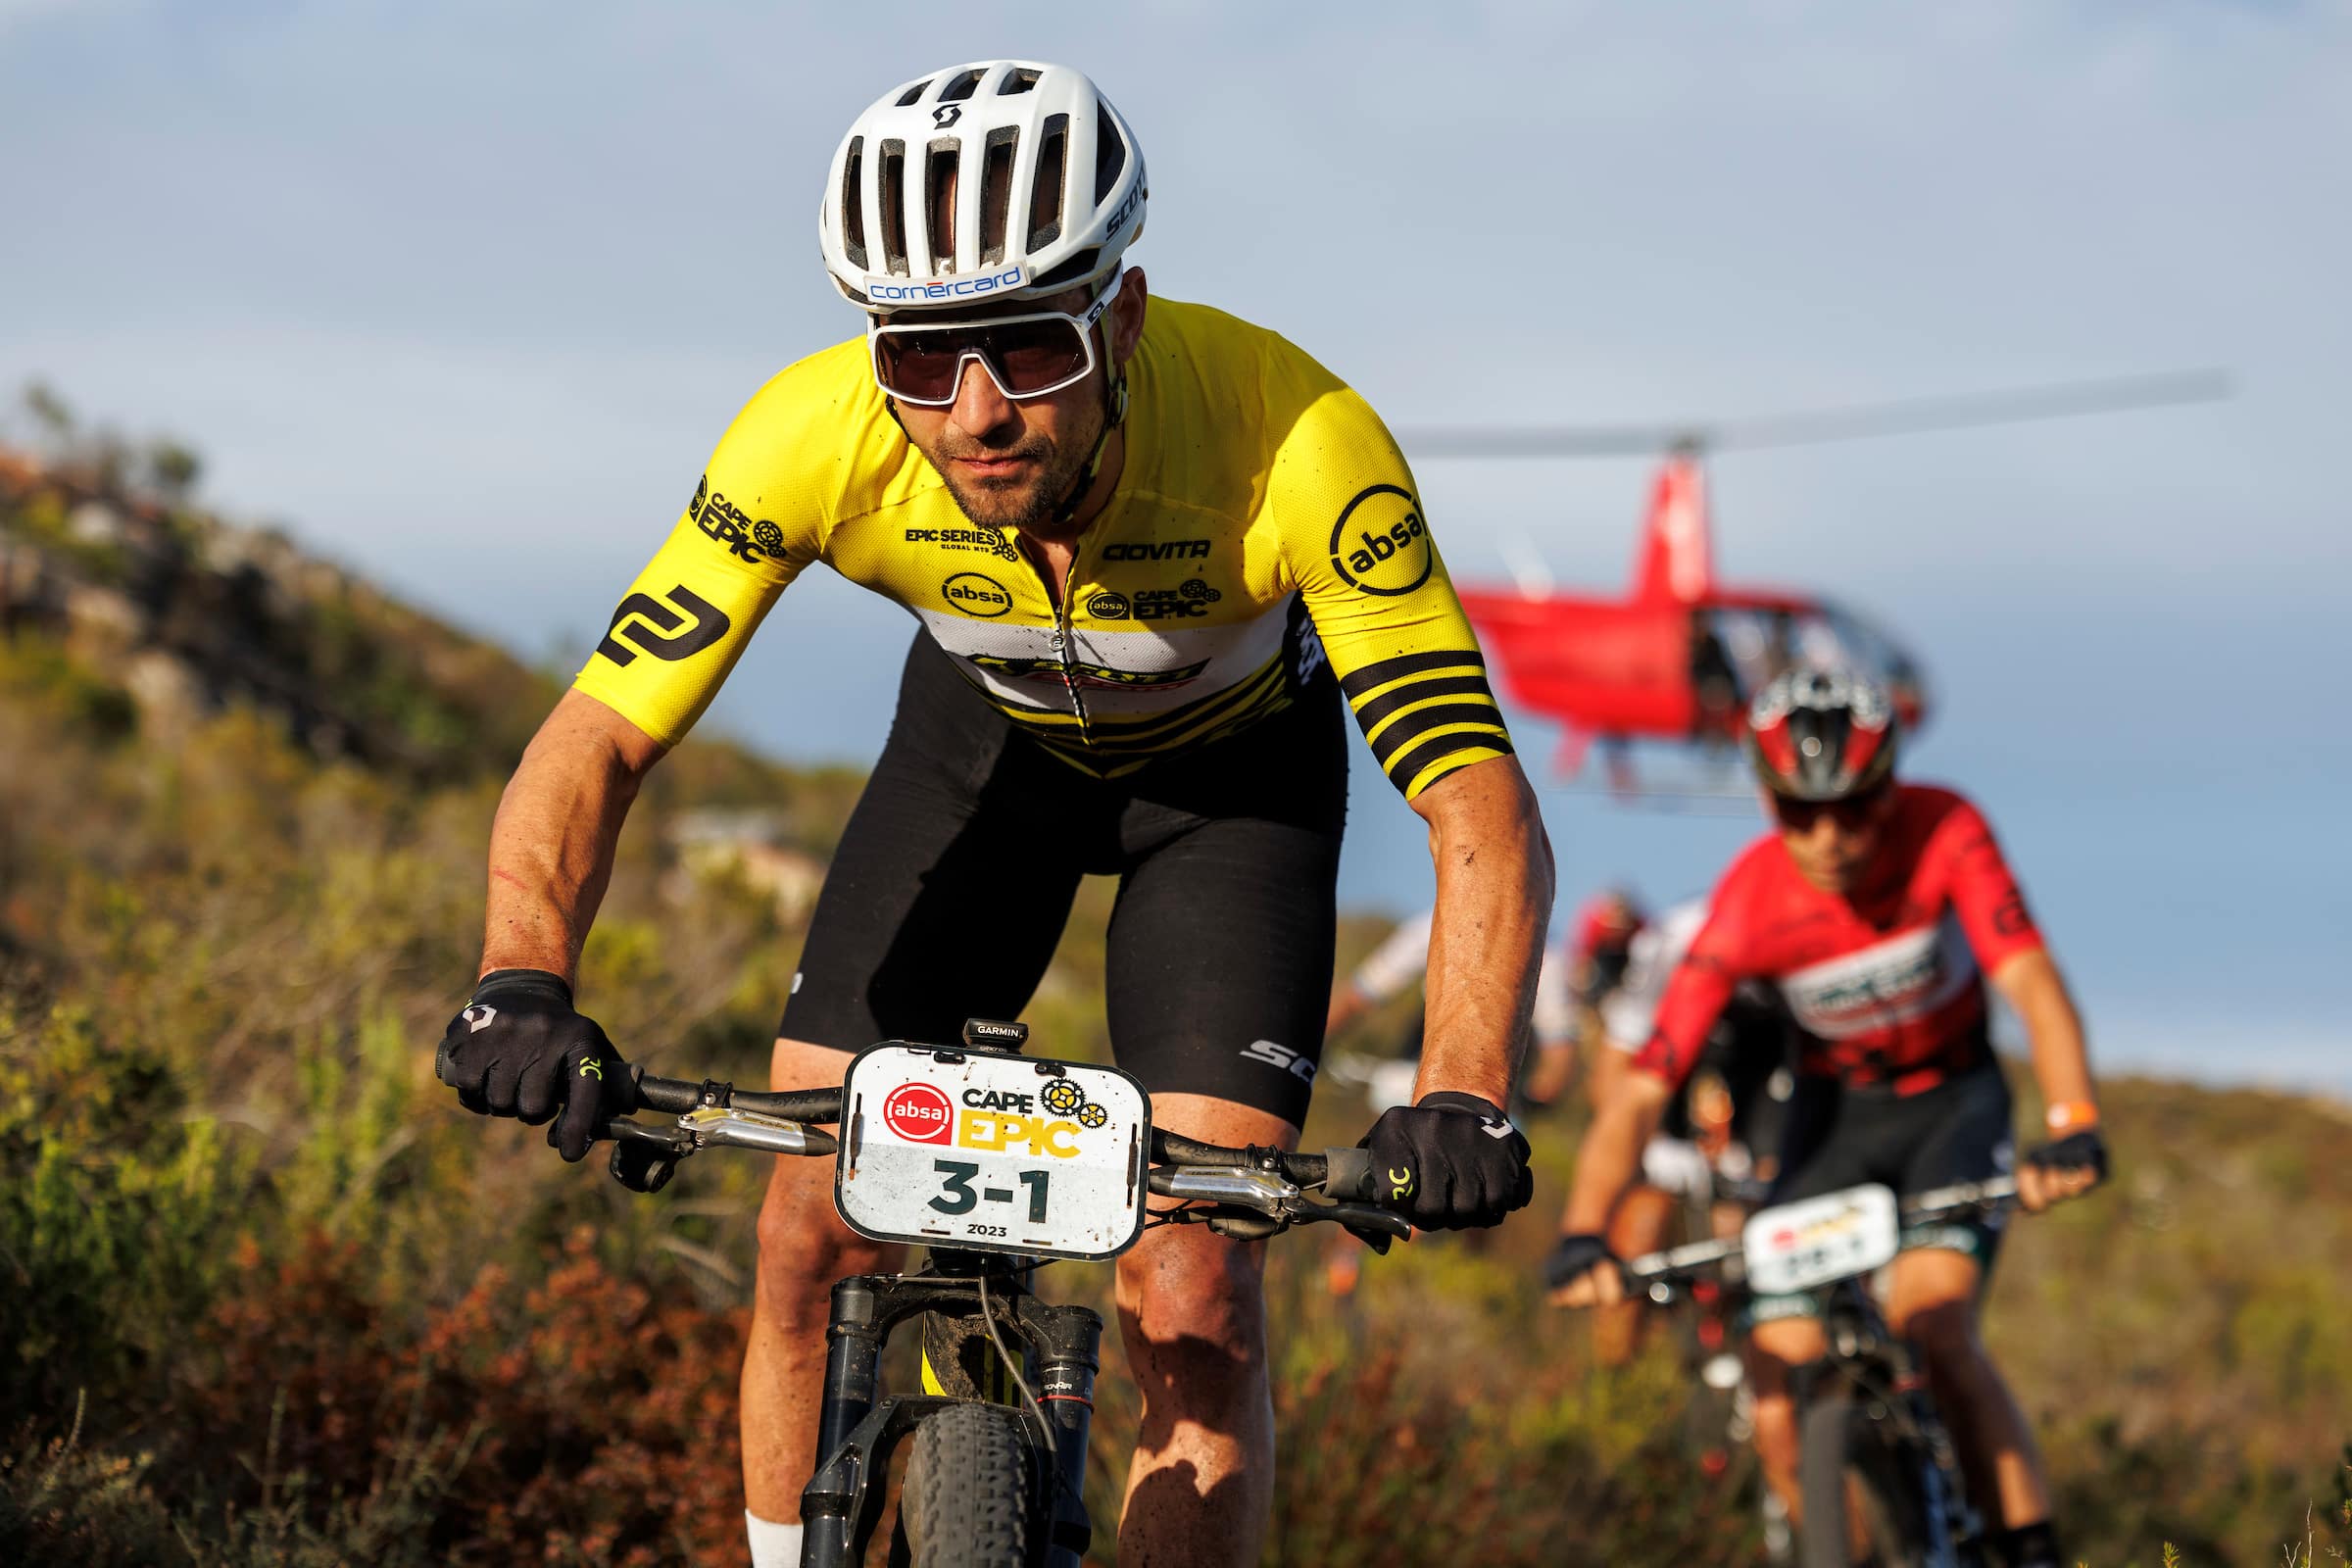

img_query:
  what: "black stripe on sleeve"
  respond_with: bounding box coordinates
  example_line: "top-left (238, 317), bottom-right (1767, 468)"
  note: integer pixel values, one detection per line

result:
top-left (1339, 647), bottom-right (1487, 704)
top-left (1384, 726), bottom-right (1516, 793)
top-left (1367, 701), bottom-right (1510, 768)
top-left (1350, 672), bottom-right (1500, 737)
top-left (1401, 751), bottom-right (1510, 798)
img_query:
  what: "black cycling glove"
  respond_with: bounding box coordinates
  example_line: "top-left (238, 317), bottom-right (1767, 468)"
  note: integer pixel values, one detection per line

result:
top-left (2023, 1128), bottom-right (2109, 1184)
top-left (1360, 1091), bottom-right (1534, 1231)
top-left (434, 969), bottom-right (631, 1163)
top-left (1542, 1232), bottom-right (1618, 1295)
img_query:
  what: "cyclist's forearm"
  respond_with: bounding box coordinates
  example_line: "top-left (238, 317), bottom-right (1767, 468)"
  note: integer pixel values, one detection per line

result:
top-left (479, 691), bottom-right (665, 985)
top-left (1993, 948), bottom-right (2096, 1117)
top-left (1410, 757), bottom-right (1555, 1105)
top-left (1561, 1081), bottom-right (1665, 1234)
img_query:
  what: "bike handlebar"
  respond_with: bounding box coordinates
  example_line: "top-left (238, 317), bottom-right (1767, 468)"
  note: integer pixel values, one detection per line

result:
top-left (1619, 1175), bottom-right (2023, 1292)
top-left (603, 1071), bottom-right (1404, 1242)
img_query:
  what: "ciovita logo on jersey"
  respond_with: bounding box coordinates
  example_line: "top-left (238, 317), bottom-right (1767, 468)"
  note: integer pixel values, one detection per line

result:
top-left (1328, 484), bottom-right (1434, 597)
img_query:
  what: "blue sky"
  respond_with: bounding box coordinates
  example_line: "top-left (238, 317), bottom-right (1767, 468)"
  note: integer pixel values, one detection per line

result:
top-left (4, 2), bottom-right (2345, 1092)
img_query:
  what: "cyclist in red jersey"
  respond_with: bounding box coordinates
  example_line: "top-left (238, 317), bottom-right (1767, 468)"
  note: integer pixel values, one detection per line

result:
top-left (1545, 670), bottom-right (2107, 1568)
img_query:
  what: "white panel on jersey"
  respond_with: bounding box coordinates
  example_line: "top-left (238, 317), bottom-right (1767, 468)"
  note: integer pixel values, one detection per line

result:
top-left (1776, 911), bottom-right (1978, 1042)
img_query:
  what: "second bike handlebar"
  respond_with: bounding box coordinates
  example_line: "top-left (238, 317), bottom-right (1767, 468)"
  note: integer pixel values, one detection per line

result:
top-left (1620, 1175), bottom-right (2023, 1294)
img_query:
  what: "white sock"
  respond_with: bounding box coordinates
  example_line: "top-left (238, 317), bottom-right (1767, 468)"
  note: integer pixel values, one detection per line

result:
top-left (746, 1510), bottom-right (804, 1568)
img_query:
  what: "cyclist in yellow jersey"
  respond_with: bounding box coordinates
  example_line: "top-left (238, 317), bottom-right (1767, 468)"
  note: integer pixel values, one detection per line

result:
top-left (434, 59), bottom-right (1554, 1568)
top-left (578, 286), bottom-right (1512, 794)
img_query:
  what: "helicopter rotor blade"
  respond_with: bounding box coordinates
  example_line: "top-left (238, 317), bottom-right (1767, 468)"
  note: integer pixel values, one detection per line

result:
top-left (1398, 368), bottom-right (2231, 460)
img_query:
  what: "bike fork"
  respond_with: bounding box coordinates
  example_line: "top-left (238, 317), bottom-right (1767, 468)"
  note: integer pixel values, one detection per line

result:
top-left (1032, 1304), bottom-right (1102, 1568)
top-left (803, 1277), bottom-right (886, 1568)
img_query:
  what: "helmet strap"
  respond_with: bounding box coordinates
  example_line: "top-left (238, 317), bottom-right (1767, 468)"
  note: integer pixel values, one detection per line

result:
top-left (1044, 313), bottom-right (1128, 532)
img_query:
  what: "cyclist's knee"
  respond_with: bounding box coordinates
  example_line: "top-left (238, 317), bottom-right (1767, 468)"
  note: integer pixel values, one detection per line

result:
top-left (753, 1158), bottom-right (891, 1310)
top-left (1115, 1224), bottom-right (1266, 1358)
top-left (1896, 1297), bottom-right (1985, 1366)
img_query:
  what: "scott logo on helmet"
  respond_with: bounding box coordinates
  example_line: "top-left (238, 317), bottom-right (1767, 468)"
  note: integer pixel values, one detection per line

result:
top-left (1328, 484), bottom-right (1433, 597)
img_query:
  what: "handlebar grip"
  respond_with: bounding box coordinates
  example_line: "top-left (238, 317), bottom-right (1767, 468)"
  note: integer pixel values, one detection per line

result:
top-left (1318, 1147), bottom-right (1376, 1202)
top-left (627, 1072), bottom-right (844, 1124)
top-left (632, 1071), bottom-right (701, 1114)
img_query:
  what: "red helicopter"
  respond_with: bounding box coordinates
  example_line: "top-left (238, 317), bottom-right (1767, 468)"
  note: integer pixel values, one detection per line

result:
top-left (1404, 370), bottom-right (2229, 796)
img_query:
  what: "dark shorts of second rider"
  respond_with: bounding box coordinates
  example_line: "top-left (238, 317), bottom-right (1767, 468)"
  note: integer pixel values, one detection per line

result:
top-left (779, 632), bottom-right (1348, 1129)
top-left (1746, 1061), bottom-right (2016, 1324)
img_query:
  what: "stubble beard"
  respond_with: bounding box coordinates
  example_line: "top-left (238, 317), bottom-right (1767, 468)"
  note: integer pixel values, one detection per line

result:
top-left (934, 409), bottom-right (1104, 541)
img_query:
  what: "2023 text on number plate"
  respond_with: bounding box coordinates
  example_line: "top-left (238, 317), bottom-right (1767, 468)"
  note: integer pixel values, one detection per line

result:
top-left (834, 1043), bottom-right (1152, 1261)
top-left (1740, 1183), bottom-right (1902, 1297)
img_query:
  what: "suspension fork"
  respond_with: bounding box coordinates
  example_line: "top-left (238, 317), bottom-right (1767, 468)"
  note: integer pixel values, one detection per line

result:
top-left (1029, 1298), bottom-right (1103, 1567)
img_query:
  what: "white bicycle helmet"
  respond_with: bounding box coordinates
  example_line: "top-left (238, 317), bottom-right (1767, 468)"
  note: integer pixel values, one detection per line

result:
top-left (819, 60), bottom-right (1147, 311)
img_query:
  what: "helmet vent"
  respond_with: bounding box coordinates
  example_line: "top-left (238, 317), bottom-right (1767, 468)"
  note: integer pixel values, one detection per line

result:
top-left (998, 67), bottom-right (1042, 95)
top-left (1033, 248), bottom-right (1101, 291)
top-left (877, 138), bottom-right (908, 274)
top-left (840, 136), bottom-right (867, 270)
top-left (979, 127), bottom-right (1017, 265)
top-left (1093, 100), bottom-right (1128, 204)
top-left (924, 138), bottom-right (958, 270)
top-left (895, 80), bottom-right (932, 108)
top-left (1027, 113), bottom-right (1068, 251)
top-left (938, 68), bottom-right (985, 104)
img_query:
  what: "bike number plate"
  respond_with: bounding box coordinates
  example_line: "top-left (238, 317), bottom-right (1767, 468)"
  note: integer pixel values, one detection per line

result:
top-left (1741, 1183), bottom-right (1901, 1296)
top-left (833, 1043), bottom-right (1151, 1261)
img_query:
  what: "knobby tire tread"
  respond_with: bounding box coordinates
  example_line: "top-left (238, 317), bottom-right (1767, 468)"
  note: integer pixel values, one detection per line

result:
top-left (900, 1401), bottom-right (1035, 1568)
top-left (1799, 1390), bottom-right (1936, 1568)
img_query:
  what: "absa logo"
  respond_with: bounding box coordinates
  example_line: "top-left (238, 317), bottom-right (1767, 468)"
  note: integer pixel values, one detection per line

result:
top-left (882, 1082), bottom-right (955, 1145)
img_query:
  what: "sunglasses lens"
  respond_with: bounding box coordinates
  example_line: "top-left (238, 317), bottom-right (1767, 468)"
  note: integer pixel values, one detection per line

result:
top-left (873, 317), bottom-right (1091, 404)
top-left (1775, 786), bottom-right (1885, 832)
top-left (984, 318), bottom-right (1090, 392)
top-left (874, 334), bottom-right (966, 403)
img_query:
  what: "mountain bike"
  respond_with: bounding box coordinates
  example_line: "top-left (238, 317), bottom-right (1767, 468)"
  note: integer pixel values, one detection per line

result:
top-left (1623, 1176), bottom-right (2021, 1568)
top-left (596, 1018), bottom-right (1405, 1568)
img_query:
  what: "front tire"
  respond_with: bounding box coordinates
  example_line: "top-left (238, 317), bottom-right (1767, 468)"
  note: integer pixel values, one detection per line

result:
top-left (1798, 1391), bottom-right (1937, 1568)
top-left (898, 1401), bottom-right (1038, 1568)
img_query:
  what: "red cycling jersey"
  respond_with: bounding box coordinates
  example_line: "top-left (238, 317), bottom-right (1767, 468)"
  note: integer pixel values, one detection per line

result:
top-left (1633, 784), bottom-right (2045, 1096)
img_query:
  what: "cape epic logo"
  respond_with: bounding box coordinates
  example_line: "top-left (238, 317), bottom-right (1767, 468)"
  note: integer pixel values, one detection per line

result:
top-left (1328, 483), bottom-right (1434, 597)
top-left (882, 1082), bottom-right (955, 1145)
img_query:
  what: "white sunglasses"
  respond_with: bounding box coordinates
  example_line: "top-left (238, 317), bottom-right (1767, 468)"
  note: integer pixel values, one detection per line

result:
top-left (867, 270), bottom-right (1124, 407)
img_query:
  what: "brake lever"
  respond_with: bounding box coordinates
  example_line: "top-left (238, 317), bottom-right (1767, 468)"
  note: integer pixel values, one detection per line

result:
top-left (1316, 1199), bottom-right (1411, 1245)
top-left (602, 1117), bottom-right (695, 1195)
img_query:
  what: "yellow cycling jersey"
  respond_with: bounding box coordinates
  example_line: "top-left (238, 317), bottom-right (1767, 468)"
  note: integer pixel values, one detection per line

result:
top-left (572, 298), bottom-right (1513, 800)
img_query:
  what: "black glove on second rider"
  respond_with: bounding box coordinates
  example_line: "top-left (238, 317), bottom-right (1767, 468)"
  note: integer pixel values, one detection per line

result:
top-left (2023, 1128), bottom-right (2109, 1185)
top-left (1542, 1232), bottom-right (1619, 1295)
top-left (434, 969), bottom-right (631, 1162)
top-left (1360, 1091), bottom-right (1535, 1231)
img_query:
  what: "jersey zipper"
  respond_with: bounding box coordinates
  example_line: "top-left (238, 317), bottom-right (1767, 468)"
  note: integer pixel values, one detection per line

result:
top-left (1017, 534), bottom-right (1093, 744)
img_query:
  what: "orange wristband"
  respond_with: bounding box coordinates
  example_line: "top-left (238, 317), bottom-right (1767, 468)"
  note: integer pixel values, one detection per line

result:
top-left (2044, 1101), bottom-right (2100, 1133)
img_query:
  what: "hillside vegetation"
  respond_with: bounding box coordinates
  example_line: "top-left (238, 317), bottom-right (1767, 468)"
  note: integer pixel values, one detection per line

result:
top-left (1, 408), bottom-right (2345, 1565)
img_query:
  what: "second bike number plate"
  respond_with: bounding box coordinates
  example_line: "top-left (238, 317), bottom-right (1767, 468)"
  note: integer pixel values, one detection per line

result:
top-left (834, 1042), bottom-right (1151, 1261)
top-left (1741, 1183), bottom-right (1901, 1296)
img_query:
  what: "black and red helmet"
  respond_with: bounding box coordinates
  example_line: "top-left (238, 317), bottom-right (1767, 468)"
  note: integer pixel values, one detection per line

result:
top-left (1745, 668), bottom-right (1898, 802)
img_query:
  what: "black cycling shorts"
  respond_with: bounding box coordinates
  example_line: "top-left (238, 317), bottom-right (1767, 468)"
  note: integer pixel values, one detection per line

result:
top-left (780, 633), bottom-right (1348, 1127)
top-left (1749, 1063), bottom-right (2015, 1320)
